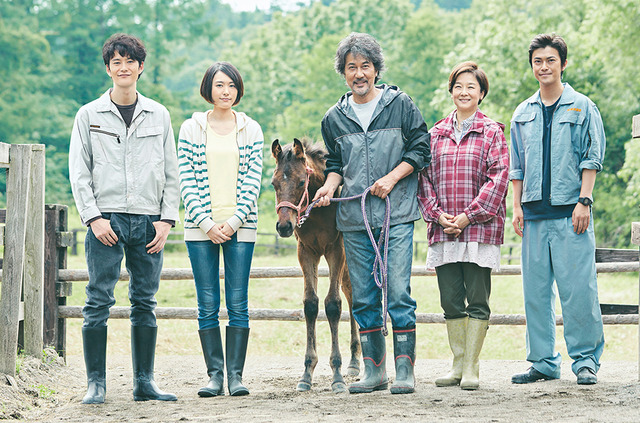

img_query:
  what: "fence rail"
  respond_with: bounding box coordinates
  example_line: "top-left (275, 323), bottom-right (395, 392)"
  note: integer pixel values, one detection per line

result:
top-left (1, 113), bottom-right (640, 380)
top-left (67, 228), bottom-right (523, 262)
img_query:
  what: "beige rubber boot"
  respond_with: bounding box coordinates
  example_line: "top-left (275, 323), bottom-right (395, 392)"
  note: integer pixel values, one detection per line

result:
top-left (460, 318), bottom-right (489, 390)
top-left (435, 317), bottom-right (467, 387)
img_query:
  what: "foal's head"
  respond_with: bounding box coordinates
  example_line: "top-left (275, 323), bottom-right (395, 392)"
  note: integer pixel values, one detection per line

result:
top-left (271, 138), bottom-right (314, 238)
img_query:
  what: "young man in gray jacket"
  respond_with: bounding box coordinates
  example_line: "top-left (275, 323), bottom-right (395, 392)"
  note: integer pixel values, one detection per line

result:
top-left (69, 33), bottom-right (180, 404)
top-left (314, 32), bottom-right (430, 395)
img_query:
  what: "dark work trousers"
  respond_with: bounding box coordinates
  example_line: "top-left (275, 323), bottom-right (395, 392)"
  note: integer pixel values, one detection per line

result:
top-left (435, 262), bottom-right (491, 320)
top-left (83, 213), bottom-right (163, 328)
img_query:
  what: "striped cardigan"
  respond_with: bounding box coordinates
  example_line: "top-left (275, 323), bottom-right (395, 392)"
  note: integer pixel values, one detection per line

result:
top-left (178, 111), bottom-right (263, 242)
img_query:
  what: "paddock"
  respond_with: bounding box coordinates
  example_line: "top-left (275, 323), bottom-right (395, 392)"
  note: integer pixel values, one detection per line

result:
top-left (0, 121), bottom-right (640, 420)
top-left (0, 135), bottom-right (640, 374)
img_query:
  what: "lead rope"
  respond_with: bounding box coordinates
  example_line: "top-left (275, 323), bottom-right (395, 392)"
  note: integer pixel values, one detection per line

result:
top-left (299, 188), bottom-right (391, 336)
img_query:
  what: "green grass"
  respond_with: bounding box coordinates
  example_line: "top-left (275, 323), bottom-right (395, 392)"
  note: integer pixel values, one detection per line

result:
top-left (32, 384), bottom-right (56, 399)
top-left (61, 206), bottom-right (639, 363)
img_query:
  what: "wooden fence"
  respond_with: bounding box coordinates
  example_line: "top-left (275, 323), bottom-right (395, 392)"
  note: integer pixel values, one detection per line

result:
top-left (1, 113), bottom-right (640, 379)
top-left (0, 143), bottom-right (45, 377)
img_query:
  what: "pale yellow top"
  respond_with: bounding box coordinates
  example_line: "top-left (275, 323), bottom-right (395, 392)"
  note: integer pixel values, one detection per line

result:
top-left (206, 124), bottom-right (239, 223)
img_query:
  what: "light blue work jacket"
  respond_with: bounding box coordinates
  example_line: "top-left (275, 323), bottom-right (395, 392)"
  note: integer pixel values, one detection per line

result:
top-left (509, 83), bottom-right (606, 205)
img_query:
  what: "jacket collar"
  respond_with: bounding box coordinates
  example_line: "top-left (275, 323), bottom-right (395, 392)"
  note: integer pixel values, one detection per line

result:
top-left (431, 109), bottom-right (495, 139)
top-left (526, 82), bottom-right (577, 107)
top-left (336, 84), bottom-right (401, 115)
top-left (191, 109), bottom-right (250, 132)
top-left (95, 89), bottom-right (154, 113)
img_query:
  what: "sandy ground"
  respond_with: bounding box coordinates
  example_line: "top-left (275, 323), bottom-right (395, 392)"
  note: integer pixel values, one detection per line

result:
top-left (2, 351), bottom-right (639, 423)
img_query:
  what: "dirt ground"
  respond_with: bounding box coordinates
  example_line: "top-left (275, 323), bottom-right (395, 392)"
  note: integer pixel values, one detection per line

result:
top-left (2, 350), bottom-right (639, 423)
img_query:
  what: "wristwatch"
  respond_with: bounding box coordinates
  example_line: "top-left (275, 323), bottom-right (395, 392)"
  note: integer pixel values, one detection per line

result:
top-left (578, 197), bottom-right (593, 206)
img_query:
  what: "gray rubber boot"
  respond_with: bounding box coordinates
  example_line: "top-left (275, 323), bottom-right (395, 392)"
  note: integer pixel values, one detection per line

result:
top-left (198, 327), bottom-right (225, 397)
top-left (131, 326), bottom-right (178, 401)
top-left (226, 326), bottom-right (250, 396)
top-left (435, 317), bottom-right (467, 387)
top-left (390, 327), bottom-right (416, 394)
top-left (82, 326), bottom-right (107, 404)
top-left (460, 319), bottom-right (488, 390)
top-left (349, 327), bottom-right (388, 394)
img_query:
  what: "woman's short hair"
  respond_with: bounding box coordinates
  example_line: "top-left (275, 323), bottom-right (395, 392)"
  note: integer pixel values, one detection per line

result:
top-left (448, 61), bottom-right (489, 104)
top-left (334, 32), bottom-right (385, 83)
top-left (200, 62), bottom-right (244, 106)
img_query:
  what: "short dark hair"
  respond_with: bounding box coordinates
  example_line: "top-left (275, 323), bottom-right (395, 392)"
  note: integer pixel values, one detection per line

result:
top-left (200, 62), bottom-right (244, 106)
top-left (102, 33), bottom-right (146, 66)
top-left (334, 32), bottom-right (385, 83)
top-left (528, 33), bottom-right (568, 72)
top-left (448, 61), bottom-right (489, 104)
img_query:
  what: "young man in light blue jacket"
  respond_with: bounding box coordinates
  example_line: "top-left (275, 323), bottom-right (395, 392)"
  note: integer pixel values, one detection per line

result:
top-left (509, 33), bottom-right (605, 386)
top-left (69, 33), bottom-right (179, 404)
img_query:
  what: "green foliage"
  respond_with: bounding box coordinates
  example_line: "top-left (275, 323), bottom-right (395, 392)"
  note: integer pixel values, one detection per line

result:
top-left (15, 352), bottom-right (23, 375)
top-left (32, 384), bottom-right (56, 399)
top-left (0, 0), bottom-right (638, 246)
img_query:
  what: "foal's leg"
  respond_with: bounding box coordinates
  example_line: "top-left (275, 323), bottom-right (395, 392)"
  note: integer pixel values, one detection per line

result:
top-left (297, 243), bottom-right (320, 392)
top-left (324, 247), bottom-right (347, 393)
top-left (341, 265), bottom-right (361, 376)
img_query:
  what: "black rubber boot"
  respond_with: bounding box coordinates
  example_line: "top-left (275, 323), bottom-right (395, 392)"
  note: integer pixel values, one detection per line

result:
top-left (82, 326), bottom-right (107, 404)
top-left (390, 327), bottom-right (416, 394)
top-left (198, 327), bottom-right (225, 397)
top-left (131, 326), bottom-right (177, 401)
top-left (226, 326), bottom-right (250, 396)
top-left (349, 327), bottom-right (388, 394)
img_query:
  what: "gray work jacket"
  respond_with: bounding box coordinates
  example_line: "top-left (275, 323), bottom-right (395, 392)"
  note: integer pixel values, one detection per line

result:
top-left (69, 90), bottom-right (180, 224)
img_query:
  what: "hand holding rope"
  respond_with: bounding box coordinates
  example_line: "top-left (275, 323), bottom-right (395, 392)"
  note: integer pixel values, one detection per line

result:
top-left (300, 188), bottom-right (391, 336)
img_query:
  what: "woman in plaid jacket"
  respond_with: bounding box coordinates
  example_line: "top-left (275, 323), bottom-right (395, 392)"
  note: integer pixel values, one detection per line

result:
top-left (417, 61), bottom-right (509, 390)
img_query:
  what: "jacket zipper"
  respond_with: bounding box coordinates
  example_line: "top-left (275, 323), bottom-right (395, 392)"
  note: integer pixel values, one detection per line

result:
top-left (90, 128), bottom-right (121, 143)
top-left (548, 102), bottom-right (562, 203)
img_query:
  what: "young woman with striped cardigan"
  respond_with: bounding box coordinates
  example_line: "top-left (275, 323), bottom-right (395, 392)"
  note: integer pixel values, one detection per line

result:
top-left (178, 62), bottom-right (263, 397)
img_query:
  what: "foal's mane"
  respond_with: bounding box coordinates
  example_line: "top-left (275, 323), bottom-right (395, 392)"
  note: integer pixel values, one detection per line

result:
top-left (281, 138), bottom-right (327, 172)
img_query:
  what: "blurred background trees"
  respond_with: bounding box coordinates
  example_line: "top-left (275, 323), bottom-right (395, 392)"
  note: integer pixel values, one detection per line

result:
top-left (0, 0), bottom-right (638, 246)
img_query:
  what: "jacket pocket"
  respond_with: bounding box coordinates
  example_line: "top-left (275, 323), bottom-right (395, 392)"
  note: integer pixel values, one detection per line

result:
top-left (512, 112), bottom-right (536, 124)
top-left (136, 125), bottom-right (165, 164)
top-left (558, 113), bottom-right (585, 125)
top-left (89, 127), bottom-right (122, 165)
top-left (558, 113), bottom-right (586, 158)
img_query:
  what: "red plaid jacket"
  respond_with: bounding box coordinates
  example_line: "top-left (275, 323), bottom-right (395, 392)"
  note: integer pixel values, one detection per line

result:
top-left (418, 110), bottom-right (509, 245)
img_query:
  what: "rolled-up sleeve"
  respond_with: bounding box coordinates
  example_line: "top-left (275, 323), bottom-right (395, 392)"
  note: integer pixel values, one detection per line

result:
top-left (509, 118), bottom-right (525, 181)
top-left (400, 96), bottom-right (431, 171)
top-left (578, 101), bottom-right (606, 172)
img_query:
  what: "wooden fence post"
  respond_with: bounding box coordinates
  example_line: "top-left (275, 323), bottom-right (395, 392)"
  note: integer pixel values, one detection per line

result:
top-left (43, 204), bottom-right (71, 358)
top-left (23, 145), bottom-right (45, 357)
top-left (631, 113), bottom-right (640, 382)
top-left (631, 222), bottom-right (640, 382)
top-left (0, 144), bottom-right (33, 377)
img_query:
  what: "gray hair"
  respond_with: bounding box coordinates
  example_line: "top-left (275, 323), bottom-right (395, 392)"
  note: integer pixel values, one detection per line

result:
top-left (334, 32), bottom-right (385, 83)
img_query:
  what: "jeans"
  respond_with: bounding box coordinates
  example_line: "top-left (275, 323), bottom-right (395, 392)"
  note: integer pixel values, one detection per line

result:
top-left (522, 217), bottom-right (605, 377)
top-left (342, 222), bottom-right (417, 330)
top-left (435, 262), bottom-right (491, 320)
top-left (186, 235), bottom-right (255, 330)
top-left (83, 213), bottom-right (163, 328)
